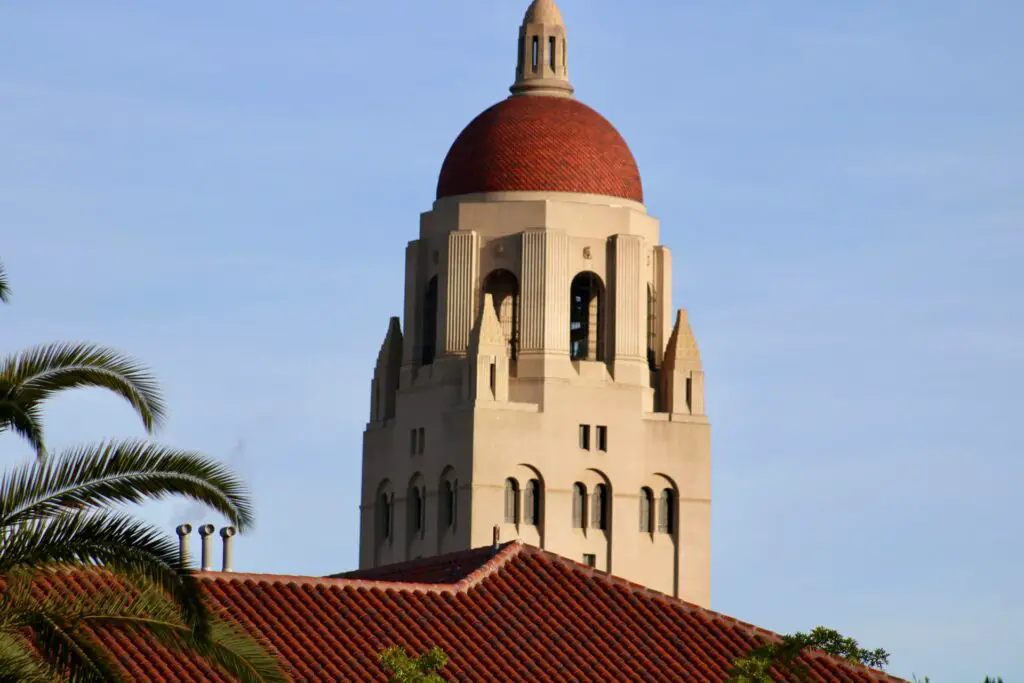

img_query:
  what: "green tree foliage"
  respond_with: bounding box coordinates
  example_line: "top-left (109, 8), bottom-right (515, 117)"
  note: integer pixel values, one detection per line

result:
top-left (0, 259), bottom-right (288, 682)
top-left (727, 626), bottom-right (889, 682)
top-left (378, 646), bottom-right (449, 683)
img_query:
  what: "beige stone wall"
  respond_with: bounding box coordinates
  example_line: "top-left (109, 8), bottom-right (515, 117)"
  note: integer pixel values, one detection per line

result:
top-left (359, 191), bottom-right (712, 608)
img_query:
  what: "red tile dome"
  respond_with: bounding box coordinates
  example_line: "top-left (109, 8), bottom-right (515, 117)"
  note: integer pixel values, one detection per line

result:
top-left (436, 96), bottom-right (644, 203)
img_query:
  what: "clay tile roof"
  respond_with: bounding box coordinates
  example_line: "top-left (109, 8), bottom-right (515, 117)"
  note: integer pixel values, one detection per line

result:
top-left (330, 543), bottom-right (506, 584)
top-left (436, 96), bottom-right (644, 204)
top-left (27, 542), bottom-right (906, 682)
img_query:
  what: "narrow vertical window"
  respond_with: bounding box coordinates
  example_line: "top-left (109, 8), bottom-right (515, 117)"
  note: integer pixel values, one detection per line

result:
top-left (409, 487), bottom-right (423, 535)
top-left (570, 273), bottom-right (605, 361)
top-left (647, 284), bottom-right (658, 371)
top-left (442, 481), bottom-right (455, 528)
top-left (489, 363), bottom-right (496, 394)
top-left (531, 36), bottom-right (539, 72)
top-left (421, 276), bottom-right (438, 365)
top-left (548, 36), bottom-right (556, 70)
top-left (591, 484), bottom-right (608, 531)
top-left (379, 493), bottom-right (392, 540)
top-left (639, 488), bottom-right (654, 533)
top-left (596, 426), bottom-right (608, 452)
top-left (504, 478), bottom-right (520, 524)
top-left (579, 424), bottom-right (591, 450)
top-left (572, 483), bottom-right (587, 529)
top-left (686, 377), bottom-right (693, 412)
top-left (658, 489), bottom-right (675, 534)
top-left (417, 427), bottom-right (425, 455)
top-left (523, 479), bottom-right (541, 525)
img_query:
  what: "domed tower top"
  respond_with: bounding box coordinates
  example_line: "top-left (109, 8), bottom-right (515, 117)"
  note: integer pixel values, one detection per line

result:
top-left (511, 0), bottom-right (574, 98)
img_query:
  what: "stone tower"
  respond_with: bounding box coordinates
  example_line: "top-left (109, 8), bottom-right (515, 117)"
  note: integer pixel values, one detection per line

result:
top-left (359, 0), bottom-right (711, 607)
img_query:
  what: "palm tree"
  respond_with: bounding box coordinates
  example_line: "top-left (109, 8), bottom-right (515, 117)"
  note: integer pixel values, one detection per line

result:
top-left (0, 258), bottom-right (287, 681)
top-left (0, 260), bottom-right (9, 303)
top-left (1, 342), bottom-right (166, 460)
top-left (0, 441), bottom-right (287, 682)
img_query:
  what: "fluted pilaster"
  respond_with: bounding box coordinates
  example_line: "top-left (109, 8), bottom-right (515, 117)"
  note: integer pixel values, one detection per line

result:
top-left (443, 231), bottom-right (480, 356)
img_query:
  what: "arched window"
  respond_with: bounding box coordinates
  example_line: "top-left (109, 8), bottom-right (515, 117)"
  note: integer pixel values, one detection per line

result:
top-left (378, 492), bottom-right (393, 541)
top-left (572, 482), bottom-right (588, 529)
top-left (421, 276), bottom-right (438, 366)
top-left (639, 487), bottom-right (654, 533)
top-left (504, 478), bottom-right (520, 524)
top-left (442, 480), bottom-right (456, 529)
top-left (570, 272), bottom-right (605, 361)
top-left (591, 484), bottom-right (608, 531)
top-left (483, 269), bottom-right (520, 359)
top-left (658, 488), bottom-right (675, 534)
top-left (409, 486), bottom-right (425, 539)
top-left (523, 479), bottom-right (541, 526)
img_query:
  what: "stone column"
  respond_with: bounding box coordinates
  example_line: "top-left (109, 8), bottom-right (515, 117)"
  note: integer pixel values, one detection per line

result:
top-left (518, 229), bottom-right (570, 378)
top-left (611, 234), bottom-right (647, 385)
top-left (442, 231), bottom-right (479, 357)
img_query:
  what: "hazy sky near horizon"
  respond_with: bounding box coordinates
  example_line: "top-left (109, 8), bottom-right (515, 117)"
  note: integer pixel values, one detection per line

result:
top-left (1, 2), bottom-right (1021, 680)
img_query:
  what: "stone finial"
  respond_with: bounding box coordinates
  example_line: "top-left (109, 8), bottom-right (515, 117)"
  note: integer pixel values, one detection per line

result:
top-left (468, 294), bottom-right (509, 357)
top-left (662, 309), bottom-right (702, 373)
top-left (371, 316), bottom-right (404, 423)
top-left (523, 0), bottom-right (564, 26)
top-left (376, 317), bottom-right (403, 366)
top-left (511, 0), bottom-right (574, 97)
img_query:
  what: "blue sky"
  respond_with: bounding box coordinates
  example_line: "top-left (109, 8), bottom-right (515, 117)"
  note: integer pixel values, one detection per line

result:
top-left (1, 1), bottom-right (1021, 680)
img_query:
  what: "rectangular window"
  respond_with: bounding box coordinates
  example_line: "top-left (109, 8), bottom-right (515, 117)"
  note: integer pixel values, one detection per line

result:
top-left (582, 553), bottom-right (597, 568)
top-left (410, 429), bottom-right (417, 455)
top-left (596, 425), bottom-right (608, 452)
top-left (417, 427), bottom-right (425, 455)
top-left (578, 424), bottom-right (591, 450)
top-left (548, 36), bottom-right (556, 70)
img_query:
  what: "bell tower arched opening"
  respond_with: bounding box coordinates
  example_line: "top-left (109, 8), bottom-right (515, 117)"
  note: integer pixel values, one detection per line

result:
top-left (483, 269), bottom-right (520, 360)
top-left (570, 271), bottom-right (605, 361)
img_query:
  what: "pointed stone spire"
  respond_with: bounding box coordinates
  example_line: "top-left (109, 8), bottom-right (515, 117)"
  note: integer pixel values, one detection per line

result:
top-left (464, 294), bottom-right (510, 402)
top-left (511, 0), bottom-right (574, 98)
top-left (469, 294), bottom-right (509, 357)
top-left (663, 309), bottom-right (702, 373)
top-left (660, 309), bottom-right (705, 416)
top-left (370, 316), bottom-right (403, 423)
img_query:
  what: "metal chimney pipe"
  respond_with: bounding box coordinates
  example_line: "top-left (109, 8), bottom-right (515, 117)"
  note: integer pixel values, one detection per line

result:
top-left (198, 524), bottom-right (216, 571)
top-left (219, 526), bottom-right (237, 572)
top-left (175, 523), bottom-right (193, 568)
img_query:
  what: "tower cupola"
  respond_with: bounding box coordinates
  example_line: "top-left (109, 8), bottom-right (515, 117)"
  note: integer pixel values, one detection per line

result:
top-left (511, 0), bottom-right (574, 97)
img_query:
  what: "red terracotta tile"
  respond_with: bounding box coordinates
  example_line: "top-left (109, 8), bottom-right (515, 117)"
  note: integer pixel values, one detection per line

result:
top-left (436, 96), bottom-right (644, 203)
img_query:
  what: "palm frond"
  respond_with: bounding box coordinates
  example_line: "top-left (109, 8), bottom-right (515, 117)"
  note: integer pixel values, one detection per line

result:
top-left (0, 399), bottom-right (44, 458)
top-left (0, 632), bottom-right (60, 683)
top-left (0, 260), bottom-right (10, 303)
top-left (0, 511), bottom-right (211, 638)
top-left (0, 343), bottom-right (166, 446)
top-left (0, 440), bottom-right (254, 532)
top-left (3, 570), bottom-right (288, 683)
